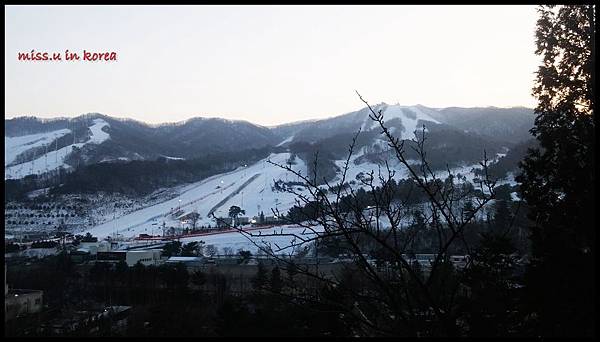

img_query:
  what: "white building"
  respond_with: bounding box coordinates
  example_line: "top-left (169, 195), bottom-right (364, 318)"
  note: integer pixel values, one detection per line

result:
top-left (166, 256), bottom-right (204, 268)
top-left (79, 240), bottom-right (112, 255)
top-left (96, 249), bottom-right (163, 267)
top-left (125, 250), bottom-right (162, 266)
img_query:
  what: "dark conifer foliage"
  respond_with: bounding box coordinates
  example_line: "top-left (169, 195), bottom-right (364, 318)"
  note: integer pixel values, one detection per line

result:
top-left (517, 5), bottom-right (595, 337)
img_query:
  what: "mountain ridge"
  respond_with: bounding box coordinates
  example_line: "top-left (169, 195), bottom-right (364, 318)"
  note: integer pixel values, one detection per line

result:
top-left (6, 103), bottom-right (534, 131)
top-left (5, 104), bottom-right (536, 185)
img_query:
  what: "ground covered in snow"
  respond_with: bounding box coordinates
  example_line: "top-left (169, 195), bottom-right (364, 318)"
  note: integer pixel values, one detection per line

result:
top-left (178, 224), bottom-right (323, 256)
top-left (84, 152), bottom-right (311, 238)
top-left (5, 119), bottom-right (110, 179)
top-left (82, 146), bottom-right (515, 242)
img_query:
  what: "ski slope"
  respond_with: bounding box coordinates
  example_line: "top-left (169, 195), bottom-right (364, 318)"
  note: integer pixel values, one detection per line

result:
top-left (84, 146), bottom-right (496, 240)
top-left (276, 134), bottom-right (295, 147)
top-left (361, 104), bottom-right (440, 140)
top-left (85, 152), bottom-right (312, 239)
top-left (5, 128), bottom-right (71, 166)
top-left (333, 148), bottom-right (483, 188)
top-left (5, 119), bottom-right (110, 179)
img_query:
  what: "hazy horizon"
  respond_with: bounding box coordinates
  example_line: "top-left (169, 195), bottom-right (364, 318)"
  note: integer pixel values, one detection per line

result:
top-left (5, 5), bottom-right (540, 126)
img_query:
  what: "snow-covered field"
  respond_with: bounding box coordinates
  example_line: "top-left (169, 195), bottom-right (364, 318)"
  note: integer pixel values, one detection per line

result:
top-left (7, 120), bottom-right (514, 244)
top-left (334, 151), bottom-right (485, 189)
top-left (178, 224), bottom-right (323, 255)
top-left (5, 119), bottom-right (110, 179)
top-left (84, 146), bottom-right (506, 241)
top-left (84, 152), bottom-right (312, 238)
top-left (5, 248), bottom-right (59, 259)
top-left (66, 110), bottom-right (516, 241)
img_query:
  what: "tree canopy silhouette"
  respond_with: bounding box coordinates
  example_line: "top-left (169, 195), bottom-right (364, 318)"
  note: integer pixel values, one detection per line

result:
top-left (517, 4), bottom-right (595, 337)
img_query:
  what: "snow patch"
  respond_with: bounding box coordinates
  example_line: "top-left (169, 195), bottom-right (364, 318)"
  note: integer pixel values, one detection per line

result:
top-left (179, 225), bottom-right (324, 255)
top-left (5, 128), bottom-right (71, 166)
top-left (160, 155), bottom-right (185, 160)
top-left (276, 134), bottom-right (295, 147)
top-left (5, 119), bottom-right (110, 179)
top-left (361, 104), bottom-right (440, 140)
top-left (510, 192), bottom-right (521, 201)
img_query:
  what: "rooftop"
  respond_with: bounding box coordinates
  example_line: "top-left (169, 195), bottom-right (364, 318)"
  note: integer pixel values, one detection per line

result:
top-left (167, 256), bottom-right (203, 262)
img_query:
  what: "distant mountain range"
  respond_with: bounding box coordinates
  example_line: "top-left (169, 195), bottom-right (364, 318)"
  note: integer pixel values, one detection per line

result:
top-left (5, 104), bottom-right (536, 184)
top-left (5, 114), bottom-right (278, 179)
top-left (271, 104), bottom-right (534, 148)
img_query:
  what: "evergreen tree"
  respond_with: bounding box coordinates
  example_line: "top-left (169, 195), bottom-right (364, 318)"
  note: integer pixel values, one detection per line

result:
top-left (115, 260), bottom-right (129, 277)
top-left (181, 241), bottom-right (200, 256)
top-left (252, 262), bottom-right (268, 290)
top-left (517, 5), bottom-right (595, 337)
top-left (492, 200), bottom-right (511, 235)
top-left (286, 261), bottom-right (298, 282)
top-left (228, 205), bottom-right (245, 226)
top-left (162, 241), bottom-right (182, 257)
top-left (237, 250), bottom-right (252, 264)
top-left (460, 233), bottom-right (519, 337)
top-left (191, 270), bottom-right (207, 287)
top-left (270, 266), bottom-right (283, 293)
top-left (413, 209), bottom-right (426, 230)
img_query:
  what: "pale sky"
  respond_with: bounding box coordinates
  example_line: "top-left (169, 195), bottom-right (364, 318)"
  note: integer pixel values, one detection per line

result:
top-left (5, 5), bottom-right (540, 126)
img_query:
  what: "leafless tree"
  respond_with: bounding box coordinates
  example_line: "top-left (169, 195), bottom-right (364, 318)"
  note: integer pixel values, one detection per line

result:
top-left (204, 244), bottom-right (218, 257)
top-left (188, 210), bottom-right (201, 231)
top-left (232, 93), bottom-right (497, 336)
top-left (222, 246), bottom-right (234, 257)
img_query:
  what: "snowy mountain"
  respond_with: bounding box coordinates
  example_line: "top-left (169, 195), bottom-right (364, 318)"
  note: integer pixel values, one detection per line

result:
top-left (81, 150), bottom-right (513, 240)
top-left (270, 103), bottom-right (534, 146)
top-left (425, 106), bottom-right (535, 145)
top-left (268, 104), bottom-right (534, 182)
top-left (5, 114), bottom-right (279, 180)
top-left (82, 152), bottom-right (308, 237)
top-left (5, 118), bottom-right (110, 179)
top-left (5, 104), bottom-right (533, 194)
top-left (5, 103), bottom-right (531, 241)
